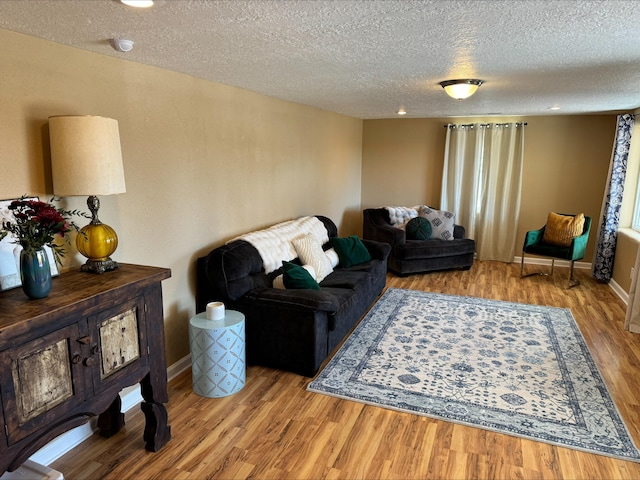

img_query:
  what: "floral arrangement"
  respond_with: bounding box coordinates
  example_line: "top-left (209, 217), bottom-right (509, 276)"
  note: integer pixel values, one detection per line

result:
top-left (0, 196), bottom-right (87, 266)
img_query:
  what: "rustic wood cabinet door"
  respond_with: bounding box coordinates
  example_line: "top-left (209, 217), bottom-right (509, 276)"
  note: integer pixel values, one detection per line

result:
top-left (87, 295), bottom-right (149, 393)
top-left (0, 323), bottom-right (86, 445)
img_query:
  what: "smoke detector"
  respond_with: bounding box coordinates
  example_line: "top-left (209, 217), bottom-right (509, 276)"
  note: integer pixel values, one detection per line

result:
top-left (111, 38), bottom-right (134, 52)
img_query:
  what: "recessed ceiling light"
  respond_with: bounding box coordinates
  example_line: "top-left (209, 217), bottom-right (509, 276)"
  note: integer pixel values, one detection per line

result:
top-left (397, 108), bottom-right (407, 115)
top-left (549, 106), bottom-right (561, 111)
top-left (120, 0), bottom-right (154, 8)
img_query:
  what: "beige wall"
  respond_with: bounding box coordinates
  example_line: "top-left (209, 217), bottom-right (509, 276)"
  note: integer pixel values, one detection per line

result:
top-left (2, 28), bottom-right (632, 370)
top-left (613, 230), bottom-right (639, 293)
top-left (362, 116), bottom-right (616, 263)
top-left (0, 29), bottom-right (363, 365)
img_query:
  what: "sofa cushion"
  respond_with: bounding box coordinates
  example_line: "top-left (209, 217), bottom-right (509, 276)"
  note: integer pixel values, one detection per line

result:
top-left (394, 238), bottom-right (476, 260)
top-left (418, 206), bottom-right (455, 240)
top-left (292, 233), bottom-right (333, 282)
top-left (330, 236), bottom-right (372, 268)
top-left (321, 269), bottom-right (372, 290)
top-left (542, 212), bottom-right (585, 247)
top-left (282, 261), bottom-right (320, 290)
top-left (406, 217), bottom-right (432, 240)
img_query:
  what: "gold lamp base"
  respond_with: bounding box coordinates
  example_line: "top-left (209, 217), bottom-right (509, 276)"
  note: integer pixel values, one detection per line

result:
top-left (79, 256), bottom-right (119, 274)
top-left (76, 196), bottom-right (119, 274)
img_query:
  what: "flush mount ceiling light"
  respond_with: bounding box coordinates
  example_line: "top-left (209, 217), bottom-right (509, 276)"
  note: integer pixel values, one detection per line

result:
top-left (439, 79), bottom-right (484, 100)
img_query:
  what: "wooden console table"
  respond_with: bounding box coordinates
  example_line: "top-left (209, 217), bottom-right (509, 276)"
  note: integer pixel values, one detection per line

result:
top-left (0, 264), bottom-right (172, 474)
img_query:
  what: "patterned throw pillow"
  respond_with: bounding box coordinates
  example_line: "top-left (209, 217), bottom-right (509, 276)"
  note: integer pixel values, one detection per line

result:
top-left (418, 206), bottom-right (455, 240)
top-left (542, 212), bottom-right (585, 247)
top-left (292, 233), bottom-right (333, 282)
top-left (405, 217), bottom-right (432, 240)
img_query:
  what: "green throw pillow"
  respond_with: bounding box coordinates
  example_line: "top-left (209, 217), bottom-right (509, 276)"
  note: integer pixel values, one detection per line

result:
top-left (330, 236), bottom-right (372, 268)
top-left (282, 261), bottom-right (320, 290)
top-left (406, 217), bottom-right (432, 240)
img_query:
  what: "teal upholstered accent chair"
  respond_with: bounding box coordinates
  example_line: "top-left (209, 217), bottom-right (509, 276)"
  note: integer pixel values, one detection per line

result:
top-left (520, 214), bottom-right (592, 288)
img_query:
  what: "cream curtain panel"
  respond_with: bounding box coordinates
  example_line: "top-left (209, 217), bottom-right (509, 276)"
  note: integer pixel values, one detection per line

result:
top-left (441, 123), bottom-right (525, 262)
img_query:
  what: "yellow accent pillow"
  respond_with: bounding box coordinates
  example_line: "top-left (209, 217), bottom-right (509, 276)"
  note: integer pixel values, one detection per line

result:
top-left (542, 212), bottom-right (585, 247)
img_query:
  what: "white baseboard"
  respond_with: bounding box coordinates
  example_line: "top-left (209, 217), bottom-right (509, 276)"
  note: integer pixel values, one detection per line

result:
top-left (515, 256), bottom-right (629, 305)
top-left (514, 255), bottom-right (592, 270)
top-left (608, 278), bottom-right (628, 305)
top-left (30, 354), bottom-right (192, 467)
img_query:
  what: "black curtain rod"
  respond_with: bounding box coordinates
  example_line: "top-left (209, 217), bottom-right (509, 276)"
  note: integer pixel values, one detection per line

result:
top-left (444, 122), bottom-right (528, 128)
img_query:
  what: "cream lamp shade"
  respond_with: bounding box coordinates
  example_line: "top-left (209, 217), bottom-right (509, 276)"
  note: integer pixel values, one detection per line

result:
top-left (49, 115), bottom-right (126, 196)
top-left (49, 115), bottom-right (126, 273)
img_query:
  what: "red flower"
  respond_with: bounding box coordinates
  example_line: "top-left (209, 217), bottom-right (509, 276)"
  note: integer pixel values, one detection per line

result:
top-left (1, 196), bottom-right (87, 266)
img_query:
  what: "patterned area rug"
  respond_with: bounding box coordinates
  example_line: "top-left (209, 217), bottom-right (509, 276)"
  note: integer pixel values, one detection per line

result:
top-left (308, 288), bottom-right (640, 462)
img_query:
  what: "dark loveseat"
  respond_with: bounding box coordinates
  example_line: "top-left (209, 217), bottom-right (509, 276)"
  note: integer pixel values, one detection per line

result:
top-left (363, 207), bottom-right (475, 276)
top-left (196, 216), bottom-right (390, 377)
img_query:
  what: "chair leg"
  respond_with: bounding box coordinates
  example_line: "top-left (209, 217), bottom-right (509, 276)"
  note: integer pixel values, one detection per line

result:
top-left (520, 252), bottom-right (551, 279)
top-left (568, 260), bottom-right (580, 288)
top-left (520, 252), bottom-right (537, 278)
top-left (521, 252), bottom-right (580, 288)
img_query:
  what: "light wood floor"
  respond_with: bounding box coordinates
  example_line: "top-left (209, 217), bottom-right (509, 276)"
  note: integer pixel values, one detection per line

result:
top-left (51, 261), bottom-right (640, 479)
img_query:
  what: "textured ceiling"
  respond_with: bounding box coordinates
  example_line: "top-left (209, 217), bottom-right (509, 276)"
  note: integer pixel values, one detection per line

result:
top-left (1, 0), bottom-right (640, 119)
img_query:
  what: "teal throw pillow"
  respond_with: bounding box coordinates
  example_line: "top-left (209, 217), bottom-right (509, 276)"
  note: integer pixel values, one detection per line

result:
top-left (282, 261), bottom-right (320, 290)
top-left (330, 236), bottom-right (372, 268)
top-left (406, 216), bottom-right (432, 240)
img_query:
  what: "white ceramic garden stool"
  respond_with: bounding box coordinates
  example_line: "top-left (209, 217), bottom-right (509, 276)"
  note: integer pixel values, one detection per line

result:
top-left (189, 309), bottom-right (246, 398)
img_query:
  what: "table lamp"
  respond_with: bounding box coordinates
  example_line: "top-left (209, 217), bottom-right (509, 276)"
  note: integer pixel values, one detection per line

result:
top-left (49, 115), bottom-right (127, 273)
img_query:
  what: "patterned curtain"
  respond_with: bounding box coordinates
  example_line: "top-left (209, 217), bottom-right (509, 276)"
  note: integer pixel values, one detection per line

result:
top-left (592, 114), bottom-right (635, 282)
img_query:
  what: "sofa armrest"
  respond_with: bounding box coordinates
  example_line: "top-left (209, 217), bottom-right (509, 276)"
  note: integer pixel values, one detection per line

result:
top-left (376, 224), bottom-right (405, 246)
top-left (245, 287), bottom-right (340, 313)
top-left (361, 238), bottom-right (392, 261)
top-left (363, 209), bottom-right (406, 246)
top-left (453, 224), bottom-right (466, 239)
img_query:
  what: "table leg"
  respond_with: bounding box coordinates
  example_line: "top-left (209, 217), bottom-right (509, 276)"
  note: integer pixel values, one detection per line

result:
top-left (97, 394), bottom-right (125, 437)
top-left (140, 372), bottom-right (171, 452)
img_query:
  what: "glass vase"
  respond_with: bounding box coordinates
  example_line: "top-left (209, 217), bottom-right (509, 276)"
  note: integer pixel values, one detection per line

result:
top-left (20, 248), bottom-right (52, 299)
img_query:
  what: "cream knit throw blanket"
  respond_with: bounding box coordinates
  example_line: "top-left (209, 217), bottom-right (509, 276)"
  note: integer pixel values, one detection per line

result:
top-left (230, 216), bottom-right (329, 274)
top-left (385, 206), bottom-right (419, 229)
